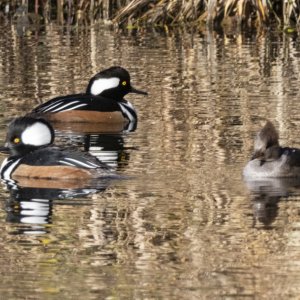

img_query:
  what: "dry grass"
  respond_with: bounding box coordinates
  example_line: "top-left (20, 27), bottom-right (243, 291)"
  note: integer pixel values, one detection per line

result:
top-left (112, 0), bottom-right (300, 30)
top-left (0, 0), bottom-right (299, 31)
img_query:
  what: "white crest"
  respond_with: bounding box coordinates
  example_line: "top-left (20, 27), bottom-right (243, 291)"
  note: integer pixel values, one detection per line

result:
top-left (21, 122), bottom-right (52, 146)
top-left (90, 77), bottom-right (120, 95)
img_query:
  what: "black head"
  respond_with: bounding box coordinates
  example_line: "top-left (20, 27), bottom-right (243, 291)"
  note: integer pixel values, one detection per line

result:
top-left (86, 66), bottom-right (148, 100)
top-left (4, 117), bottom-right (55, 157)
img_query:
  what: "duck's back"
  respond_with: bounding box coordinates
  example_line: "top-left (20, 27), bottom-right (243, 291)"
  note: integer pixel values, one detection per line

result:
top-left (29, 94), bottom-right (135, 124)
top-left (1, 147), bottom-right (111, 180)
top-left (244, 147), bottom-right (300, 178)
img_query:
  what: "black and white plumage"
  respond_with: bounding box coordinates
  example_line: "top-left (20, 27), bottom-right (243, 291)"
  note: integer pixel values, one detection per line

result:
top-left (32, 94), bottom-right (119, 114)
top-left (1, 147), bottom-right (111, 180)
top-left (29, 66), bottom-right (147, 125)
top-left (0, 117), bottom-right (113, 183)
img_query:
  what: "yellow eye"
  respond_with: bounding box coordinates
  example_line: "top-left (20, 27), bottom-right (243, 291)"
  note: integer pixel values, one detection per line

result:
top-left (13, 137), bottom-right (20, 144)
top-left (122, 81), bottom-right (127, 86)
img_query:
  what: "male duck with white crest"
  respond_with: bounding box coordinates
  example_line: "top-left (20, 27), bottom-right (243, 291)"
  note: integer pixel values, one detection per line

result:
top-left (0, 117), bottom-right (116, 188)
top-left (28, 66), bottom-right (148, 132)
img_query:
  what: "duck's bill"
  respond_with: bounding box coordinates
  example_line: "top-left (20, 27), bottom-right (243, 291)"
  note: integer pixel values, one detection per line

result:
top-left (131, 86), bottom-right (148, 95)
top-left (0, 146), bottom-right (9, 154)
top-left (251, 151), bottom-right (263, 160)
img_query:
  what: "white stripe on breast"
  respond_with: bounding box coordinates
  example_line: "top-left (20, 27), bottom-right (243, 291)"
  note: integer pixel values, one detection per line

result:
top-left (1, 158), bottom-right (22, 180)
top-left (119, 102), bottom-right (136, 122)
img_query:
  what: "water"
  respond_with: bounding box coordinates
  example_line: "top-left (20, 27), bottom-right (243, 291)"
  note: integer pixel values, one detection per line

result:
top-left (1, 21), bottom-right (300, 298)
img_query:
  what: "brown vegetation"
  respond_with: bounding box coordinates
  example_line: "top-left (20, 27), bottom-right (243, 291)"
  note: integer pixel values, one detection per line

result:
top-left (0, 0), bottom-right (299, 30)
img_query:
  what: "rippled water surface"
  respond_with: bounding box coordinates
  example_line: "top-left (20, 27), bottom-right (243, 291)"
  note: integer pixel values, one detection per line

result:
top-left (2, 22), bottom-right (300, 299)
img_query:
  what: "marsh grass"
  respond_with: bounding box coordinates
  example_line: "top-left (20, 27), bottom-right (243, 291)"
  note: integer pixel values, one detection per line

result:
top-left (0, 1), bottom-right (299, 31)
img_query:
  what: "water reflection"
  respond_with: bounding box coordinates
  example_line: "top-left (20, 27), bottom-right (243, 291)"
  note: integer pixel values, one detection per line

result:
top-left (52, 120), bottom-right (137, 134)
top-left (83, 134), bottom-right (131, 169)
top-left (3, 179), bottom-right (110, 235)
top-left (55, 131), bottom-right (131, 170)
top-left (245, 178), bottom-right (300, 227)
top-left (3, 20), bottom-right (300, 299)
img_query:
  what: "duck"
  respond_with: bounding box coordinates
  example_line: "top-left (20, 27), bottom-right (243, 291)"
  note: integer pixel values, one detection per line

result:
top-left (243, 120), bottom-right (300, 178)
top-left (28, 66), bottom-right (147, 125)
top-left (0, 117), bottom-right (114, 185)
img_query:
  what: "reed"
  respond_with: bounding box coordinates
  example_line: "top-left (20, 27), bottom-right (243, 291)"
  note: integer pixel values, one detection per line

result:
top-left (0, 0), bottom-right (299, 30)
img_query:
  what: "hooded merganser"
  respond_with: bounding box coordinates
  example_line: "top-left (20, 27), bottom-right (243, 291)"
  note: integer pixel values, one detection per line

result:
top-left (243, 121), bottom-right (300, 178)
top-left (28, 66), bottom-right (147, 125)
top-left (0, 117), bottom-right (113, 184)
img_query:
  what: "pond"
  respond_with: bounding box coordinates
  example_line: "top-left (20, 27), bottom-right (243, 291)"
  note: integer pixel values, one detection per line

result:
top-left (1, 22), bottom-right (300, 299)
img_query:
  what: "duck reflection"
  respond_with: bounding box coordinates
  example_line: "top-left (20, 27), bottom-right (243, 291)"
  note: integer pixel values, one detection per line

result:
top-left (83, 134), bottom-right (131, 169)
top-left (14, 5), bottom-right (41, 37)
top-left (3, 178), bottom-right (110, 235)
top-left (52, 116), bottom-right (137, 134)
top-left (245, 178), bottom-right (300, 227)
top-left (55, 131), bottom-right (131, 170)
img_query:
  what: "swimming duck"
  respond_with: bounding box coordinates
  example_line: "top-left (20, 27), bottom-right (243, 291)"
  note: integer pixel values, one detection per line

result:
top-left (0, 117), bottom-right (113, 183)
top-left (243, 121), bottom-right (300, 178)
top-left (28, 66), bottom-right (147, 125)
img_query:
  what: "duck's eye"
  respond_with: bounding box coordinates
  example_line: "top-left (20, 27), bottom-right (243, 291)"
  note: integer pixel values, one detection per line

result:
top-left (13, 137), bottom-right (20, 144)
top-left (122, 81), bottom-right (127, 86)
